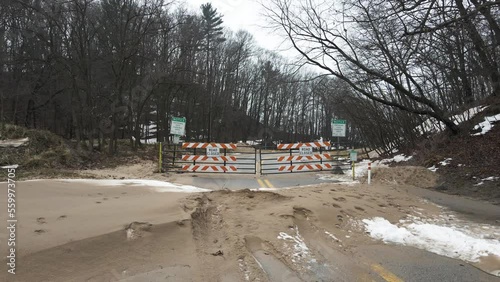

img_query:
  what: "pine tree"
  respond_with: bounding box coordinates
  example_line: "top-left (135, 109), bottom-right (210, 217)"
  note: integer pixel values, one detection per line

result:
top-left (201, 3), bottom-right (225, 141)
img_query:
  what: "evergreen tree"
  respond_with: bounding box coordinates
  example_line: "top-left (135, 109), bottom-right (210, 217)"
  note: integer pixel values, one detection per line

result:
top-left (200, 3), bottom-right (225, 141)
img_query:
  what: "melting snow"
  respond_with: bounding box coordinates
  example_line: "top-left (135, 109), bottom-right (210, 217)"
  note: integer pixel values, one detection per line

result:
top-left (1, 164), bottom-right (19, 169)
top-left (427, 165), bottom-right (438, 172)
top-left (277, 227), bottom-right (311, 263)
top-left (471, 114), bottom-right (500, 136)
top-left (316, 159), bottom-right (383, 184)
top-left (59, 179), bottom-right (210, 193)
top-left (482, 176), bottom-right (499, 181)
top-left (439, 158), bottom-right (452, 166)
top-left (417, 106), bottom-right (488, 135)
top-left (325, 231), bottom-right (341, 242)
top-left (363, 217), bottom-right (500, 263)
top-left (380, 154), bottom-right (413, 164)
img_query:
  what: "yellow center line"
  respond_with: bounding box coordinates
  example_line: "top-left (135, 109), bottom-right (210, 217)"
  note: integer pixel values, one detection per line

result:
top-left (263, 179), bottom-right (275, 188)
top-left (256, 179), bottom-right (266, 188)
top-left (371, 263), bottom-right (404, 282)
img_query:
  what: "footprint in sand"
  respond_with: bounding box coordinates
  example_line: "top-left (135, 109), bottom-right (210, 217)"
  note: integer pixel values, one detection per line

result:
top-left (333, 197), bottom-right (347, 202)
top-left (57, 215), bottom-right (67, 220)
top-left (354, 206), bottom-right (365, 212)
top-left (36, 217), bottom-right (46, 224)
top-left (331, 203), bottom-right (341, 208)
top-left (34, 229), bottom-right (46, 234)
top-left (96, 201), bottom-right (102, 204)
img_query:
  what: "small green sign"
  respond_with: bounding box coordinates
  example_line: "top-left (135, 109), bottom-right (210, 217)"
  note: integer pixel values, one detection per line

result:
top-left (331, 119), bottom-right (347, 137)
top-left (350, 150), bottom-right (358, 161)
top-left (170, 116), bottom-right (186, 135)
top-left (172, 117), bottom-right (186, 122)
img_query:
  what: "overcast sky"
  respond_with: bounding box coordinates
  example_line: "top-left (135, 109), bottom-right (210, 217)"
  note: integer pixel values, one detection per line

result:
top-left (183, 0), bottom-right (290, 54)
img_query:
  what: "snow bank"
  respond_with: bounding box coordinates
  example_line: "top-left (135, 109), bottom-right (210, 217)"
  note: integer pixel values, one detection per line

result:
top-left (60, 179), bottom-right (210, 193)
top-left (471, 114), bottom-right (500, 136)
top-left (317, 159), bottom-right (383, 183)
top-left (363, 217), bottom-right (500, 263)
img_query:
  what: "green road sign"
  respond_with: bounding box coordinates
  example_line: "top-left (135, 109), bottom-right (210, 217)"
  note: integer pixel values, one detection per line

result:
top-left (172, 117), bottom-right (186, 122)
top-left (331, 119), bottom-right (346, 137)
top-left (170, 116), bottom-right (186, 136)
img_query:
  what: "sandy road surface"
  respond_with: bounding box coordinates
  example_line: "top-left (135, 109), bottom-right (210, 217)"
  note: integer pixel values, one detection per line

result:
top-left (0, 174), bottom-right (498, 281)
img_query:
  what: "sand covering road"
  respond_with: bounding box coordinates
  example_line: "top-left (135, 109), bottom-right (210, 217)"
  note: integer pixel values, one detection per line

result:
top-left (1, 167), bottom-right (498, 281)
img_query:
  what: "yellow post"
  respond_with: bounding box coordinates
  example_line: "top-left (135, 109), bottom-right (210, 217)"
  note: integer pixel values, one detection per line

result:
top-left (158, 142), bottom-right (162, 172)
top-left (352, 161), bottom-right (355, 180)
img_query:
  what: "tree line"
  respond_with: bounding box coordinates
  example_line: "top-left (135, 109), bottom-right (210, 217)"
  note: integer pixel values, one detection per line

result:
top-left (0, 0), bottom-right (352, 154)
top-left (2, 0), bottom-right (498, 155)
top-left (267, 0), bottom-right (499, 153)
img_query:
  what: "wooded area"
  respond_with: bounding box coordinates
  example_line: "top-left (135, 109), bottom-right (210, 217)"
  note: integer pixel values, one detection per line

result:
top-left (1, 0), bottom-right (499, 154)
top-left (1, 0), bottom-right (341, 154)
top-left (267, 0), bottom-right (499, 149)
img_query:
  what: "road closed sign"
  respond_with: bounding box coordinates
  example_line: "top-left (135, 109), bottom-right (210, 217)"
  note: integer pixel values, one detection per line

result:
top-left (206, 147), bottom-right (220, 156)
top-left (331, 119), bottom-right (346, 137)
top-left (299, 147), bottom-right (313, 156)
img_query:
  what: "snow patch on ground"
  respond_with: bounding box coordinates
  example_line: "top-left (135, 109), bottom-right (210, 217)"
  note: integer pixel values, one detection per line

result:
top-left (278, 226), bottom-right (312, 264)
top-left (427, 165), bottom-right (438, 172)
top-left (471, 114), bottom-right (500, 136)
top-left (428, 157), bottom-right (453, 172)
top-left (317, 159), bottom-right (385, 183)
top-left (363, 217), bottom-right (500, 263)
top-left (380, 154), bottom-right (413, 164)
top-left (439, 158), bottom-right (452, 166)
top-left (474, 176), bottom-right (499, 186)
top-left (324, 231), bottom-right (341, 242)
top-left (59, 179), bottom-right (210, 193)
top-left (1, 164), bottom-right (19, 169)
top-left (482, 176), bottom-right (499, 181)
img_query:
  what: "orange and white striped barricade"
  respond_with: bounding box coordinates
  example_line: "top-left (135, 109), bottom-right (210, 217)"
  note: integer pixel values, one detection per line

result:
top-left (182, 143), bottom-right (237, 149)
top-left (277, 154), bottom-right (332, 162)
top-left (278, 163), bottom-right (332, 172)
top-left (276, 142), bottom-right (331, 150)
top-left (181, 165), bottom-right (237, 172)
top-left (181, 155), bottom-right (237, 162)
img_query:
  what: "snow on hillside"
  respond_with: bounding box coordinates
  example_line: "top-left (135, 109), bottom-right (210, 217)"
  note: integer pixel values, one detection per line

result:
top-left (417, 106), bottom-right (488, 135)
top-left (379, 154), bottom-right (413, 164)
top-left (471, 114), bottom-right (500, 136)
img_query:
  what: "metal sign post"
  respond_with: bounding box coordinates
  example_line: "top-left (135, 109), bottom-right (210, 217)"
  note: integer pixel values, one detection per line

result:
top-left (350, 150), bottom-right (357, 180)
top-left (331, 119), bottom-right (347, 162)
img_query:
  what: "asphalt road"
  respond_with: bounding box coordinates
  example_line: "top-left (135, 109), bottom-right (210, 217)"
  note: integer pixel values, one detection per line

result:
top-left (190, 171), bottom-right (340, 190)
top-left (186, 172), bottom-right (500, 282)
